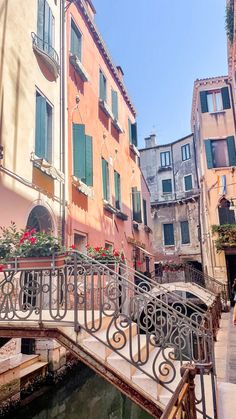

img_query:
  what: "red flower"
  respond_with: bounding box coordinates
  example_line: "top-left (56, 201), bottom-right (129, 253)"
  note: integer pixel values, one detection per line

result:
top-left (94, 247), bottom-right (101, 252)
top-left (113, 250), bottom-right (119, 257)
top-left (121, 254), bottom-right (125, 260)
top-left (0, 264), bottom-right (4, 272)
top-left (101, 253), bottom-right (106, 257)
top-left (23, 231), bottom-right (31, 239)
top-left (71, 244), bottom-right (76, 249)
top-left (30, 228), bottom-right (37, 234)
top-left (29, 237), bottom-right (37, 245)
top-left (137, 261), bottom-right (142, 266)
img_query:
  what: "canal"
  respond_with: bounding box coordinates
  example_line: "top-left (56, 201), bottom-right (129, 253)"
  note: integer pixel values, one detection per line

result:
top-left (10, 364), bottom-right (152, 419)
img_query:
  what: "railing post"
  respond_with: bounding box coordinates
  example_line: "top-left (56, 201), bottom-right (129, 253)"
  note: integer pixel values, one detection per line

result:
top-left (180, 364), bottom-right (197, 419)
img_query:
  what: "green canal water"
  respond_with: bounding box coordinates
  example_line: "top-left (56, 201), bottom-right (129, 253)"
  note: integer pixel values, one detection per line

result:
top-left (11, 364), bottom-right (152, 419)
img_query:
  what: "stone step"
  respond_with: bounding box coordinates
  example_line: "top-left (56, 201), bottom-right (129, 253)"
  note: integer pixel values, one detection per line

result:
top-left (20, 354), bottom-right (40, 370)
top-left (19, 361), bottom-right (48, 380)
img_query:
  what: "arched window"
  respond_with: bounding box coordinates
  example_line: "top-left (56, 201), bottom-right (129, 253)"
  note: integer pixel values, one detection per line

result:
top-left (218, 198), bottom-right (235, 225)
top-left (26, 205), bottom-right (53, 232)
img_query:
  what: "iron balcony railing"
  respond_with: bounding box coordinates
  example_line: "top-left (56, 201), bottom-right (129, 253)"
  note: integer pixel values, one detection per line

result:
top-left (31, 32), bottom-right (60, 70)
top-left (0, 252), bottom-right (216, 418)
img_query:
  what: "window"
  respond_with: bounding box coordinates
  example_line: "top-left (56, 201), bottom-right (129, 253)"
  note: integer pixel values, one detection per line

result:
top-left (37, 0), bottom-right (54, 53)
top-left (70, 19), bottom-right (82, 60)
top-left (128, 119), bottom-right (138, 147)
top-left (105, 242), bottom-right (113, 251)
top-left (111, 89), bottom-right (118, 120)
top-left (114, 171), bottom-right (121, 210)
top-left (204, 137), bottom-right (236, 168)
top-left (74, 233), bottom-right (87, 253)
top-left (163, 224), bottom-right (174, 246)
top-left (160, 151), bottom-right (171, 167)
top-left (143, 199), bottom-right (148, 226)
top-left (180, 221), bottom-right (190, 244)
top-left (218, 199), bottom-right (236, 225)
top-left (35, 91), bottom-right (52, 162)
top-left (162, 179), bottom-right (172, 193)
top-left (99, 70), bottom-right (107, 102)
top-left (184, 175), bottom-right (193, 191)
top-left (132, 187), bottom-right (142, 223)
top-left (102, 158), bottom-right (109, 201)
top-left (73, 124), bottom-right (93, 186)
top-left (181, 144), bottom-right (191, 161)
top-left (200, 87), bottom-right (231, 113)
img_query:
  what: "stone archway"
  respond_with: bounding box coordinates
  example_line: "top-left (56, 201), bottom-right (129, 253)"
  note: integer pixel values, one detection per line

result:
top-left (26, 205), bottom-right (53, 233)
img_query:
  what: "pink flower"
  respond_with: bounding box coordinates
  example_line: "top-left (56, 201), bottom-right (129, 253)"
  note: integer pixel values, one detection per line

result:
top-left (30, 228), bottom-right (37, 234)
top-left (0, 264), bottom-right (4, 272)
top-left (29, 237), bottom-right (37, 245)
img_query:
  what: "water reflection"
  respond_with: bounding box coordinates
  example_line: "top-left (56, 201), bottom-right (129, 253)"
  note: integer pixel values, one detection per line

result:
top-left (13, 364), bottom-right (152, 419)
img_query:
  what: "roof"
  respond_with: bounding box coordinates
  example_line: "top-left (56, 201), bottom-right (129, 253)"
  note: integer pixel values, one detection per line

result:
top-left (76, 0), bottom-right (136, 116)
top-left (139, 133), bottom-right (193, 152)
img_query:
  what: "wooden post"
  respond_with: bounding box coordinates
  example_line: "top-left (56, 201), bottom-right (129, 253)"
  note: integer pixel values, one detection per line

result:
top-left (180, 364), bottom-right (197, 419)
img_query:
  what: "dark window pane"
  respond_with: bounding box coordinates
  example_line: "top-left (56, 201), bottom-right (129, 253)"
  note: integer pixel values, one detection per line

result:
top-left (218, 207), bottom-right (236, 225)
top-left (181, 221), bottom-right (190, 244)
top-left (184, 175), bottom-right (193, 191)
top-left (162, 179), bottom-right (172, 193)
top-left (211, 140), bottom-right (229, 167)
top-left (163, 224), bottom-right (174, 245)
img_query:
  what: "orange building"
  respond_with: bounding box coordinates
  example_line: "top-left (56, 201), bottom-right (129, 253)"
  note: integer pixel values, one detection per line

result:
top-left (65, 0), bottom-right (153, 271)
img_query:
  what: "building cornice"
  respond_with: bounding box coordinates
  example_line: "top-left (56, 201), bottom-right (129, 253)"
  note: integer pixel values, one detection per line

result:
top-left (76, 0), bottom-right (136, 116)
top-left (139, 133), bottom-right (193, 152)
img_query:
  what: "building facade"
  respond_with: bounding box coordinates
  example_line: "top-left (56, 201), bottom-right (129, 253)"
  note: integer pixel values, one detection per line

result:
top-left (191, 75), bottom-right (236, 289)
top-left (140, 134), bottom-right (201, 267)
top-left (65, 0), bottom-right (153, 272)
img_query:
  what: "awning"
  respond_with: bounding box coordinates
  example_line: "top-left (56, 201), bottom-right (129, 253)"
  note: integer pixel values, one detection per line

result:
top-left (135, 245), bottom-right (154, 257)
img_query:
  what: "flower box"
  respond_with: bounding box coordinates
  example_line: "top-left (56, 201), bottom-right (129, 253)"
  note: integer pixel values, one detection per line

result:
top-left (8, 254), bottom-right (67, 269)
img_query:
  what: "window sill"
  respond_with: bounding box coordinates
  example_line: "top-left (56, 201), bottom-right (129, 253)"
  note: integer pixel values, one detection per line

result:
top-left (158, 166), bottom-right (172, 172)
top-left (213, 167), bottom-right (234, 172)
top-left (112, 118), bottom-right (123, 133)
top-left (72, 176), bottom-right (94, 198)
top-left (69, 53), bottom-right (89, 82)
top-left (31, 154), bottom-right (64, 182)
top-left (116, 210), bottom-right (128, 221)
top-left (209, 110), bottom-right (226, 116)
top-left (99, 100), bottom-right (113, 118)
top-left (103, 200), bottom-right (117, 214)
top-left (129, 144), bottom-right (140, 157)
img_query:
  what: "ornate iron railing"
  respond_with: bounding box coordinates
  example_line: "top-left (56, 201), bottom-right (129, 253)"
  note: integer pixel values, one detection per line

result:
top-left (31, 32), bottom-right (60, 69)
top-left (0, 252), bottom-right (216, 418)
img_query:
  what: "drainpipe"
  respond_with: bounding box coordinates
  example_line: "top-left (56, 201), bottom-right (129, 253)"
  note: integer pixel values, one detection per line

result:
top-left (60, 0), bottom-right (66, 245)
top-left (170, 143), bottom-right (176, 200)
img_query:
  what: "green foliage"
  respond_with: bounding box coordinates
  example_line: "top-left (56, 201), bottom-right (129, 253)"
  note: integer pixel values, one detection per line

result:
top-left (212, 224), bottom-right (236, 252)
top-left (226, 2), bottom-right (234, 44)
top-left (0, 223), bottom-right (65, 259)
top-left (87, 245), bottom-right (124, 262)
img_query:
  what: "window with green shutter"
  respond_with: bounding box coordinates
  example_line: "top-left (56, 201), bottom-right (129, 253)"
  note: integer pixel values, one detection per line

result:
top-left (205, 137), bottom-right (236, 168)
top-left (70, 19), bottom-right (82, 60)
top-left (73, 124), bottom-right (93, 186)
top-left (128, 119), bottom-right (138, 146)
top-left (37, 0), bottom-right (54, 54)
top-left (111, 89), bottom-right (118, 120)
top-left (180, 221), bottom-right (190, 244)
top-left (114, 170), bottom-right (121, 210)
top-left (99, 70), bottom-right (107, 102)
top-left (132, 187), bottom-right (142, 223)
top-left (163, 224), bottom-right (174, 246)
top-left (102, 158), bottom-right (109, 201)
top-left (162, 179), bottom-right (172, 193)
top-left (143, 199), bottom-right (148, 226)
top-left (35, 91), bottom-right (52, 163)
top-left (184, 175), bottom-right (193, 191)
top-left (200, 88), bottom-right (231, 113)
top-left (227, 136), bottom-right (236, 166)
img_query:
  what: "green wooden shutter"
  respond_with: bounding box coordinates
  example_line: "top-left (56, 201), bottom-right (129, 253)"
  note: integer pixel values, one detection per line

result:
top-left (85, 135), bottom-right (93, 186)
top-left (143, 199), bottom-right (147, 226)
top-left (131, 122), bottom-right (138, 147)
top-left (114, 171), bottom-right (121, 209)
top-left (204, 140), bottom-right (213, 169)
top-left (180, 221), bottom-right (190, 244)
top-left (37, 0), bottom-right (44, 43)
top-left (99, 71), bottom-right (106, 101)
top-left (221, 87), bottom-right (231, 110)
top-left (35, 93), bottom-right (46, 159)
top-left (128, 119), bottom-right (132, 144)
top-left (73, 124), bottom-right (86, 181)
top-left (102, 158), bottom-right (109, 200)
top-left (184, 175), bottom-right (193, 191)
top-left (163, 224), bottom-right (174, 245)
top-left (227, 136), bottom-right (236, 166)
top-left (132, 187), bottom-right (142, 223)
top-left (70, 21), bottom-right (76, 55)
top-left (162, 179), bottom-right (172, 193)
top-left (200, 91), bottom-right (208, 113)
top-left (71, 20), bottom-right (81, 59)
top-left (112, 89), bottom-right (118, 120)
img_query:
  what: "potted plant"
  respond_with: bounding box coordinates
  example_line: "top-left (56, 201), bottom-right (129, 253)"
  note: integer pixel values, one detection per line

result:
top-left (0, 223), bottom-right (66, 269)
top-left (86, 245), bottom-right (124, 268)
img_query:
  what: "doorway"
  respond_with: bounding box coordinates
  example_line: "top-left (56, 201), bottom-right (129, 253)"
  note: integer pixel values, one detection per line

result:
top-left (226, 254), bottom-right (236, 304)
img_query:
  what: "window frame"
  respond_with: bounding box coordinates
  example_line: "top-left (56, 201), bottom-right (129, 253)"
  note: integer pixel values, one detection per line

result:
top-left (35, 88), bottom-right (53, 164)
top-left (102, 157), bottom-right (110, 201)
top-left (160, 151), bottom-right (171, 167)
top-left (181, 144), bottom-right (191, 161)
top-left (206, 90), bottom-right (223, 113)
top-left (184, 174), bottom-right (193, 192)
top-left (162, 179), bottom-right (172, 194)
top-left (114, 170), bottom-right (121, 210)
top-left (99, 69), bottom-right (107, 102)
top-left (70, 17), bottom-right (82, 61)
top-left (180, 221), bottom-right (190, 245)
top-left (163, 223), bottom-right (175, 246)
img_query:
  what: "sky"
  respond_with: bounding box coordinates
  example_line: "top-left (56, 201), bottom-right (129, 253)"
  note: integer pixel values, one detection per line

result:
top-left (93, 0), bottom-right (228, 147)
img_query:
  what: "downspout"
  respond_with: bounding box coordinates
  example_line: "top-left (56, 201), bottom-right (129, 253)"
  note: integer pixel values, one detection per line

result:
top-left (170, 143), bottom-right (176, 200)
top-left (60, 0), bottom-right (66, 245)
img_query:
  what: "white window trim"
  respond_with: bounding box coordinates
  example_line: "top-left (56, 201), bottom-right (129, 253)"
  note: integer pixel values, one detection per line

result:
top-left (181, 143), bottom-right (191, 161)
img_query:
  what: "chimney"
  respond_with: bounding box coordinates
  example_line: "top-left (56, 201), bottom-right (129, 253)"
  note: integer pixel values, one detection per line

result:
top-left (116, 66), bottom-right (124, 81)
top-left (145, 134), bottom-right (157, 148)
top-left (84, 0), bottom-right (96, 20)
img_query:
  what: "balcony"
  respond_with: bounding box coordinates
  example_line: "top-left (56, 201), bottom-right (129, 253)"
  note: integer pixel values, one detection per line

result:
top-left (31, 32), bottom-right (60, 79)
top-left (69, 53), bottom-right (89, 82)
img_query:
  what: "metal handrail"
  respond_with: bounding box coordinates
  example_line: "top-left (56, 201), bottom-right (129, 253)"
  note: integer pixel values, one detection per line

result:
top-left (31, 32), bottom-right (60, 68)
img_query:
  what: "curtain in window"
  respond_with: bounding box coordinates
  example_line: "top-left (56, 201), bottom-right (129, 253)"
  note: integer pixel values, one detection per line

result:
top-left (212, 140), bottom-right (228, 167)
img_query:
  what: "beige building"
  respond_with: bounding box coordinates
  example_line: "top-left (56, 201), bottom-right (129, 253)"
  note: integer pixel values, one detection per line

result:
top-left (191, 75), bottom-right (236, 292)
